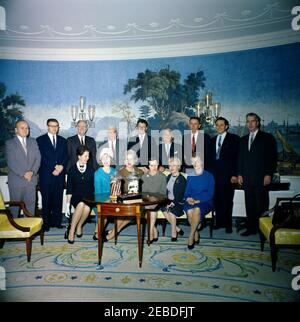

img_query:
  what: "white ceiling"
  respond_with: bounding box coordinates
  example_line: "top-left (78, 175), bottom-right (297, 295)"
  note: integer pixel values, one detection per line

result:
top-left (0, 0), bottom-right (299, 60)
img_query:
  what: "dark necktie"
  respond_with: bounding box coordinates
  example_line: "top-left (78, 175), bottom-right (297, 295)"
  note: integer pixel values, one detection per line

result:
top-left (192, 134), bottom-right (196, 155)
top-left (81, 137), bottom-right (84, 146)
top-left (216, 135), bottom-right (222, 160)
top-left (52, 135), bottom-right (56, 149)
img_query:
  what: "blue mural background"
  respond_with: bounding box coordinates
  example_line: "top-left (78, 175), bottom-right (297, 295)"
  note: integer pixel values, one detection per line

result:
top-left (0, 42), bottom-right (300, 174)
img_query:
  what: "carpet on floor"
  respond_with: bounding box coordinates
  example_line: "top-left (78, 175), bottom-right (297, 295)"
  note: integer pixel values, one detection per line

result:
top-left (0, 234), bottom-right (299, 302)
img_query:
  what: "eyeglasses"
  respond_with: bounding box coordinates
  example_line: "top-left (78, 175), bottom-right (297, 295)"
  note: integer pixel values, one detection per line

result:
top-left (48, 125), bottom-right (59, 128)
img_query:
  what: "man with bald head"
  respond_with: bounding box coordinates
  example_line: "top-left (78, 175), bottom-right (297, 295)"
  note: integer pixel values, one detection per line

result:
top-left (5, 119), bottom-right (41, 216)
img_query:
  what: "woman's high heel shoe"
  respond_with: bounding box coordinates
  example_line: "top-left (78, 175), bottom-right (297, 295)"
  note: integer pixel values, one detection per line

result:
top-left (187, 242), bottom-right (195, 250)
top-left (194, 232), bottom-right (200, 244)
top-left (177, 229), bottom-right (184, 236)
top-left (92, 233), bottom-right (98, 241)
top-left (153, 231), bottom-right (159, 243)
top-left (76, 233), bottom-right (83, 238)
top-left (68, 239), bottom-right (74, 244)
top-left (171, 231), bottom-right (178, 241)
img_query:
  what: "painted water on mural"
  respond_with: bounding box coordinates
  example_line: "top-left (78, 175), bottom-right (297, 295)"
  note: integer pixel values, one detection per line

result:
top-left (0, 43), bottom-right (300, 175)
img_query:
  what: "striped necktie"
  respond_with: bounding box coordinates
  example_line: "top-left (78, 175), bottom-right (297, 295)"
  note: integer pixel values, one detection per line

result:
top-left (249, 133), bottom-right (254, 150)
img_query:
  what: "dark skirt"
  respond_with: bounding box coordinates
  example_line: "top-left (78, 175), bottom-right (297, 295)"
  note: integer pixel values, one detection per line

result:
top-left (71, 195), bottom-right (93, 209)
top-left (160, 202), bottom-right (184, 217)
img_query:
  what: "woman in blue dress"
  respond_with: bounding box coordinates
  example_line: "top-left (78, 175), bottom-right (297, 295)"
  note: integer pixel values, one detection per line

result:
top-left (184, 155), bottom-right (214, 249)
top-left (93, 147), bottom-right (116, 239)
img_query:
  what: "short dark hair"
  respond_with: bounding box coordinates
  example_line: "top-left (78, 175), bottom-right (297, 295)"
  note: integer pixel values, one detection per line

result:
top-left (137, 118), bottom-right (148, 128)
top-left (246, 112), bottom-right (261, 128)
top-left (76, 145), bottom-right (90, 157)
top-left (215, 116), bottom-right (229, 127)
top-left (47, 118), bottom-right (59, 125)
top-left (189, 116), bottom-right (201, 124)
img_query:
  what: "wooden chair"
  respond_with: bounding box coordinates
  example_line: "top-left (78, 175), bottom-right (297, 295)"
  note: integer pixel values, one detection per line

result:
top-left (259, 197), bottom-right (300, 271)
top-left (97, 203), bottom-right (142, 268)
top-left (0, 190), bottom-right (44, 262)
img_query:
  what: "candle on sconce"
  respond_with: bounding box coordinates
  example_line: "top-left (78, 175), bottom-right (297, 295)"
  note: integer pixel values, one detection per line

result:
top-left (205, 92), bottom-right (212, 106)
top-left (214, 103), bottom-right (221, 117)
top-left (80, 96), bottom-right (85, 112)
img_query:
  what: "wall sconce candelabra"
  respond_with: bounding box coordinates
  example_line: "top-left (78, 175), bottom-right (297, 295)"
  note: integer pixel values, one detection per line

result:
top-left (71, 96), bottom-right (96, 128)
top-left (195, 92), bottom-right (221, 125)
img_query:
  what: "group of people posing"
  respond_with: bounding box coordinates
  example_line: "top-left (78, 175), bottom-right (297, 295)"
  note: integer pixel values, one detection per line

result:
top-left (5, 112), bottom-right (277, 248)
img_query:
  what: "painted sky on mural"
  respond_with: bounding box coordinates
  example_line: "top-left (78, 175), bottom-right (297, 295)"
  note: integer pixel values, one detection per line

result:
top-left (0, 42), bottom-right (299, 131)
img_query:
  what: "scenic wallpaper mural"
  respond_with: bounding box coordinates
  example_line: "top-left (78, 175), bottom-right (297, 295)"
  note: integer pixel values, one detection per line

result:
top-left (0, 42), bottom-right (299, 175)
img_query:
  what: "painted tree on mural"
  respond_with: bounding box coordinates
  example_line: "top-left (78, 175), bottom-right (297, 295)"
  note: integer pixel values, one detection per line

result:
top-left (123, 66), bottom-right (206, 122)
top-left (0, 82), bottom-right (25, 169)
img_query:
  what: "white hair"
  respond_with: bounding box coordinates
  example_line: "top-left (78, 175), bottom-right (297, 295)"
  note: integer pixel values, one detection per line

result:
top-left (99, 147), bottom-right (113, 161)
top-left (125, 149), bottom-right (138, 163)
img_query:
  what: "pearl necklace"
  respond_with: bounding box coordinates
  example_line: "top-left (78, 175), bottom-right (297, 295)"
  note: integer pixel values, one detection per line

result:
top-left (77, 161), bottom-right (87, 173)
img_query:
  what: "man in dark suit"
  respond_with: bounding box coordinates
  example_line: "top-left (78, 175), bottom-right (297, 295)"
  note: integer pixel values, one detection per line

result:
top-left (182, 116), bottom-right (212, 173)
top-left (66, 120), bottom-right (98, 172)
top-left (159, 128), bottom-right (182, 171)
top-left (37, 118), bottom-right (68, 231)
top-left (210, 117), bottom-right (240, 233)
top-left (127, 118), bottom-right (157, 168)
top-left (5, 120), bottom-right (41, 216)
top-left (238, 113), bottom-right (277, 236)
top-left (98, 126), bottom-right (126, 169)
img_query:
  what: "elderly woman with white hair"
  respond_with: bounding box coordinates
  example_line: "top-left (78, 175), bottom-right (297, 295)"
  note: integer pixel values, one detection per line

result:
top-left (184, 155), bottom-right (215, 249)
top-left (93, 147), bottom-right (117, 240)
top-left (161, 157), bottom-right (186, 241)
top-left (105, 149), bottom-right (144, 241)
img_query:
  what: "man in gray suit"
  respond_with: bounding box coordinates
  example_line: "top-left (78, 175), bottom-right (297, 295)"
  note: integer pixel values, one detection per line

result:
top-left (5, 119), bottom-right (41, 216)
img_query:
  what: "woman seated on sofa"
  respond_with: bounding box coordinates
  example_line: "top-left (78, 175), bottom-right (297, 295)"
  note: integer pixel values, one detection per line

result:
top-left (184, 155), bottom-right (215, 249)
top-left (65, 146), bottom-right (95, 244)
top-left (105, 149), bottom-right (144, 241)
top-left (142, 157), bottom-right (166, 243)
top-left (93, 147), bottom-right (116, 240)
top-left (161, 157), bottom-right (186, 241)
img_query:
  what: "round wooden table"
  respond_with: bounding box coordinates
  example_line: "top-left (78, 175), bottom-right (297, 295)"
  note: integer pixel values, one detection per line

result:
top-left (85, 193), bottom-right (166, 268)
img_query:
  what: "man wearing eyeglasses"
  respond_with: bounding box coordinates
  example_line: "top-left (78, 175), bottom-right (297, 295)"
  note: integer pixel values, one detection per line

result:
top-left (37, 118), bottom-right (68, 231)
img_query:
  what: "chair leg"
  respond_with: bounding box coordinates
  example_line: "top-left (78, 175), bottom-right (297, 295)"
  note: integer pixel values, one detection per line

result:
top-left (136, 215), bottom-right (142, 268)
top-left (162, 220), bottom-right (167, 237)
top-left (271, 244), bottom-right (278, 272)
top-left (259, 231), bottom-right (265, 251)
top-left (97, 217), bottom-right (103, 265)
top-left (25, 238), bottom-right (32, 262)
top-left (40, 231), bottom-right (44, 246)
top-left (0, 239), bottom-right (5, 249)
top-left (208, 211), bottom-right (214, 238)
